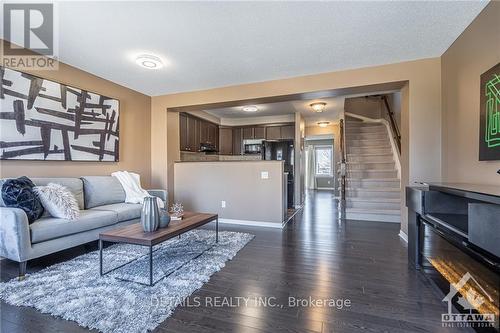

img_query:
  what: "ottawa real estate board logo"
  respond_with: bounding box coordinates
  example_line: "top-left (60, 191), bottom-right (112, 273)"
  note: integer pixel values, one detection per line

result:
top-left (441, 272), bottom-right (496, 328)
top-left (2, 3), bottom-right (58, 70)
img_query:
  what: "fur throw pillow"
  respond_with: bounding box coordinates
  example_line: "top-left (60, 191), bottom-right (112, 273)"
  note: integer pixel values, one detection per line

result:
top-left (34, 183), bottom-right (80, 220)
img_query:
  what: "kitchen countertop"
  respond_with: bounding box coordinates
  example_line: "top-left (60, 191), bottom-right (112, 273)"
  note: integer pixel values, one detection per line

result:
top-left (175, 160), bottom-right (284, 163)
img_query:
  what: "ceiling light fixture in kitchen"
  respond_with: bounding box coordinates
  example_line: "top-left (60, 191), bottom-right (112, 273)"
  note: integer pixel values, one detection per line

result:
top-left (135, 54), bottom-right (163, 69)
top-left (242, 105), bottom-right (259, 112)
top-left (317, 121), bottom-right (330, 128)
top-left (310, 102), bottom-right (326, 113)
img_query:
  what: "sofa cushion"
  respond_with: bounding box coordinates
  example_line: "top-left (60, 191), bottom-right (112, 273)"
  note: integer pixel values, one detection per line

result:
top-left (81, 176), bottom-right (125, 209)
top-left (31, 178), bottom-right (84, 210)
top-left (91, 203), bottom-right (142, 222)
top-left (2, 176), bottom-right (44, 223)
top-left (30, 210), bottom-right (118, 244)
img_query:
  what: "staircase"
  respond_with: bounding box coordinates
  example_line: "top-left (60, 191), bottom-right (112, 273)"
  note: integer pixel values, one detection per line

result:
top-left (342, 117), bottom-right (401, 223)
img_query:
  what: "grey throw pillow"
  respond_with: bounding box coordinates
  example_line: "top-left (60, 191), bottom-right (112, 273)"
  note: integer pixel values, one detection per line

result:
top-left (34, 183), bottom-right (80, 220)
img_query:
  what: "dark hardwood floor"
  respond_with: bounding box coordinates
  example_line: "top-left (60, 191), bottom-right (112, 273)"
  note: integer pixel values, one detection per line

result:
top-left (1, 191), bottom-right (466, 333)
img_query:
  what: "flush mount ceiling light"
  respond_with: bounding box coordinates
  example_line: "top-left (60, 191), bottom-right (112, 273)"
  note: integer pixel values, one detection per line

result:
top-left (135, 54), bottom-right (163, 69)
top-left (317, 121), bottom-right (330, 128)
top-left (242, 105), bottom-right (259, 112)
top-left (310, 102), bottom-right (326, 113)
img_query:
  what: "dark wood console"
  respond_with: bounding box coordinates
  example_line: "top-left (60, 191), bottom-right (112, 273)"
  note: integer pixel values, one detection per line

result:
top-left (407, 183), bottom-right (499, 331)
top-left (407, 183), bottom-right (500, 271)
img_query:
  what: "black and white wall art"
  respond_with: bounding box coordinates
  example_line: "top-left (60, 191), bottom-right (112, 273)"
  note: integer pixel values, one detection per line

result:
top-left (0, 66), bottom-right (119, 161)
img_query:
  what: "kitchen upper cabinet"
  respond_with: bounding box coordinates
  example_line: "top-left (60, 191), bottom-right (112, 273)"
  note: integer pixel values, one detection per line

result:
top-left (243, 127), bottom-right (254, 140)
top-left (219, 127), bottom-right (233, 155)
top-left (187, 116), bottom-right (198, 151)
top-left (266, 125), bottom-right (295, 140)
top-left (242, 126), bottom-right (266, 140)
top-left (206, 123), bottom-right (218, 146)
top-left (281, 125), bottom-right (295, 140)
top-left (266, 126), bottom-right (281, 140)
top-left (254, 127), bottom-right (266, 139)
top-left (179, 113), bottom-right (189, 151)
top-left (233, 127), bottom-right (243, 155)
top-left (179, 113), bottom-right (219, 152)
top-left (199, 121), bottom-right (208, 144)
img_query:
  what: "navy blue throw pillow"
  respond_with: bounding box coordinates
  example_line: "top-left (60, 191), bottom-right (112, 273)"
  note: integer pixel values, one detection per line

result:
top-left (2, 176), bottom-right (44, 223)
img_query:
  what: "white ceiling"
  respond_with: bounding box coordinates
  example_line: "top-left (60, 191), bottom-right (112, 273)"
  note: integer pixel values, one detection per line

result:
top-left (206, 96), bottom-right (345, 126)
top-left (206, 101), bottom-right (299, 118)
top-left (2, 1), bottom-right (488, 96)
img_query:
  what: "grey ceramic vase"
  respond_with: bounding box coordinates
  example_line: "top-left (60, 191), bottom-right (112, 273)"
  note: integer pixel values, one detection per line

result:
top-left (159, 208), bottom-right (171, 228)
top-left (141, 196), bottom-right (159, 232)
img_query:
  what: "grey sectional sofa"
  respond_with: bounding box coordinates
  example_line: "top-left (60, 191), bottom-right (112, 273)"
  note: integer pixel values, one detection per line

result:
top-left (0, 176), bottom-right (167, 279)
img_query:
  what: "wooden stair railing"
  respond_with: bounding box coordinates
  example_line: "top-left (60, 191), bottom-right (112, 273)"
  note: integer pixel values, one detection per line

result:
top-left (381, 95), bottom-right (401, 154)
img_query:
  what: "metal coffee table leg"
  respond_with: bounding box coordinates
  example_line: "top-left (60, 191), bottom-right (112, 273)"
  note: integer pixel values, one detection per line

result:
top-left (149, 245), bottom-right (153, 286)
top-left (99, 239), bottom-right (103, 276)
top-left (216, 217), bottom-right (219, 243)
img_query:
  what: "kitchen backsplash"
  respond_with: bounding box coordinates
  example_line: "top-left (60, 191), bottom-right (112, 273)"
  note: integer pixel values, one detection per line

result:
top-left (180, 151), bottom-right (261, 162)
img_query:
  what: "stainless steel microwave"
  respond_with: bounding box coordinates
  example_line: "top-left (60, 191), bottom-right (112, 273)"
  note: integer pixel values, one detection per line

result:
top-left (243, 139), bottom-right (262, 154)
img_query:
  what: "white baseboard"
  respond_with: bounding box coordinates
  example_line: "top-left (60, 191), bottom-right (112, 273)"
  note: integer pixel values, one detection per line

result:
top-left (398, 230), bottom-right (408, 243)
top-left (217, 218), bottom-right (283, 229)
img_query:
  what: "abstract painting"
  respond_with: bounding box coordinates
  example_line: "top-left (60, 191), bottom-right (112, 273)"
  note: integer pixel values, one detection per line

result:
top-left (0, 66), bottom-right (119, 161)
top-left (479, 63), bottom-right (500, 161)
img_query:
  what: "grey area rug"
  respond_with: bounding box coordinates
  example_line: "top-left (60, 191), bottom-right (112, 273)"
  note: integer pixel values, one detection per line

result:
top-left (0, 230), bottom-right (254, 333)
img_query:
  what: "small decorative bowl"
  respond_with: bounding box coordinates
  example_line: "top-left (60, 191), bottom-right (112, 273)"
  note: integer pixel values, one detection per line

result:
top-left (159, 208), bottom-right (171, 228)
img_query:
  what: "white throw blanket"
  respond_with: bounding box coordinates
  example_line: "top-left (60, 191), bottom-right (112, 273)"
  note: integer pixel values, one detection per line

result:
top-left (111, 171), bottom-right (164, 209)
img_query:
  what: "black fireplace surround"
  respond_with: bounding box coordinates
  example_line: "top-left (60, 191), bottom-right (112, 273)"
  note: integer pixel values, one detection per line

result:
top-left (407, 183), bottom-right (499, 331)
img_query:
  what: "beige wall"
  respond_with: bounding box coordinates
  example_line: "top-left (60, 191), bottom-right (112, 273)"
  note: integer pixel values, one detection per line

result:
top-left (441, 2), bottom-right (500, 185)
top-left (400, 84), bottom-right (410, 233)
top-left (174, 161), bottom-right (285, 223)
top-left (345, 93), bottom-right (402, 131)
top-left (151, 57), bottom-right (442, 235)
top-left (0, 41), bottom-right (152, 186)
top-left (345, 97), bottom-right (384, 119)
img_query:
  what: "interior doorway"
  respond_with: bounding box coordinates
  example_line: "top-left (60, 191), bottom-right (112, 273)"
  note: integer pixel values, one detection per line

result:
top-left (304, 136), bottom-right (335, 192)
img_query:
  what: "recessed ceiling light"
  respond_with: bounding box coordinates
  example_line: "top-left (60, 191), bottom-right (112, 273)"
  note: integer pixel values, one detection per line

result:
top-left (242, 105), bottom-right (258, 112)
top-left (317, 121), bottom-right (330, 128)
top-left (136, 54), bottom-right (163, 69)
top-left (310, 102), bottom-right (326, 113)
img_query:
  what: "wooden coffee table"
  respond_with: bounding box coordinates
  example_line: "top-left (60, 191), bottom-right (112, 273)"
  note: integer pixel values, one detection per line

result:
top-left (99, 212), bottom-right (218, 286)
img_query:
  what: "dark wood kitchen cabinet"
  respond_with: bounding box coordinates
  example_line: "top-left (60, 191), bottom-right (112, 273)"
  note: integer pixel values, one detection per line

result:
top-left (219, 127), bottom-right (233, 155)
top-left (281, 125), bottom-right (295, 140)
top-left (254, 127), bottom-right (266, 139)
top-left (179, 113), bottom-right (189, 151)
top-left (206, 123), bottom-right (218, 147)
top-left (243, 127), bottom-right (254, 140)
top-left (266, 126), bottom-right (281, 140)
top-left (187, 116), bottom-right (198, 151)
top-left (199, 121), bottom-right (208, 145)
top-left (243, 126), bottom-right (266, 140)
top-left (232, 127), bottom-right (243, 155)
top-left (179, 113), bottom-right (219, 152)
top-left (265, 125), bottom-right (294, 140)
